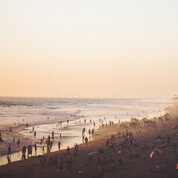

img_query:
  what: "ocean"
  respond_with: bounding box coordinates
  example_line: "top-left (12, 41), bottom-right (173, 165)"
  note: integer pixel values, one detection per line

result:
top-left (0, 97), bottom-right (169, 125)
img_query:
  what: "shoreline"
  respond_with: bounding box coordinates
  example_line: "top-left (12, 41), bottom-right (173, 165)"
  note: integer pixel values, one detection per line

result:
top-left (0, 106), bottom-right (167, 159)
top-left (0, 102), bottom-right (169, 164)
top-left (0, 104), bottom-right (177, 177)
top-left (0, 112), bottom-right (83, 156)
top-left (0, 98), bottom-right (168, 158)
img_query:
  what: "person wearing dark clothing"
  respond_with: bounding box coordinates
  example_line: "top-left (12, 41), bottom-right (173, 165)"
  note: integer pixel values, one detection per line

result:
top-left (59, 158), bottom-right (63, 171)
top-left (21, 146), bottom-right (26, 160)
top-left (67, 146), bottom-right (70, 153)
top-left (85, 137), bottom-right (88, 145)
top-left (8, 146), bottom-right (11, 155)
top-left (106, 139), bottom-right (109, 146)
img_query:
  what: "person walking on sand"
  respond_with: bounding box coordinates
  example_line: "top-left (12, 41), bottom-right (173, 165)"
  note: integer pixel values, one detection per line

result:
top-left (58, 141), bottom-right (62, 150)
top-left (74, 143), bottom-right (79, 157)
top-left (66, 158), bottom-right (70, 173)
top-left (27, 145), bottom-right (32, 157)
top-left (35, 144), bottom-right (37, 154)
top-left (69, 157), bottom-right (73, 171)
top-left (85, 137), bottom-right (88, 145)
top-left (106, 139), bottom-right (109, 146)
top-left (67, 146), bottom-right (70, 153)
top-left (99, 164), bottom-right (104, 178)
top-left (59, 158), bottom-right (63, 171)
top-left (111, 160), bottom-right (115, 171)
top-left (21, 146), bottom-right (26, 160)
top-left (40, 159), bottom-right (43, 173)
top-left (167, 135), bottom-right (170, 144)
top-left (74, 143), bottom-right (79, 152)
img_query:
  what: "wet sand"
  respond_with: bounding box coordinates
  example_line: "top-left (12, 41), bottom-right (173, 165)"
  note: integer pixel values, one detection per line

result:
top-left (0, 105), bottom-right (178, 178)
top-left (0, 119), bottom-right (95, 166)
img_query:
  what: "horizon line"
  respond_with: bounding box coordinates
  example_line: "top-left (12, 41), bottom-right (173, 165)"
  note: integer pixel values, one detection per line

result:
top-left (0, 95), bottom-right (169, 100)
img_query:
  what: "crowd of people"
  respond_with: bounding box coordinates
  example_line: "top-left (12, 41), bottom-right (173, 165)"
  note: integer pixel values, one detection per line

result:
top-left (0, 109), bottom-right (177, 178)
top-left (3, 118), bottom-right (96, 165)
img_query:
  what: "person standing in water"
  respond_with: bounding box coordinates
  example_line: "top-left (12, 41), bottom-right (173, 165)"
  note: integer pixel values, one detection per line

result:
top-left (58, 141), bottom-right (62, 150)
top-left (8, 146), bottom-right (11, 155)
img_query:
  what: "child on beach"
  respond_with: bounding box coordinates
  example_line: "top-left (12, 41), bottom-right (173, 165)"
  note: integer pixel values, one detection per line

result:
top-left (7, 155), bottom-right (10, 163)
top-left (58, 141), bottom-right (62, 149)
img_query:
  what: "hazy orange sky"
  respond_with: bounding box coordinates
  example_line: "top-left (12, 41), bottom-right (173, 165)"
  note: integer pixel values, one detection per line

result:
top-left (0, 0), bottom-right (178, 98)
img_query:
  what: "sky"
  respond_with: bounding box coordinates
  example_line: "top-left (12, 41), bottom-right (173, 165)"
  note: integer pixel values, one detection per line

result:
top-left (0, 0), bottom-right (178, 98)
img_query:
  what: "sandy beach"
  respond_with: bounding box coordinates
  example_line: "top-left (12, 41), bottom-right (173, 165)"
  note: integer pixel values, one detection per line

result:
top-left (0, 104), bottom-right (177, 178)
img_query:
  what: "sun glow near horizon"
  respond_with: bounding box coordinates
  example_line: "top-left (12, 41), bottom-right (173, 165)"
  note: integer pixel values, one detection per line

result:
top-left (0, 0), bottom-right (178, 98)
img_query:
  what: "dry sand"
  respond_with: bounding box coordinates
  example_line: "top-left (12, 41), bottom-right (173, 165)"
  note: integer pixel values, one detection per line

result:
top-left (0, 105), bottom-right (178, 178)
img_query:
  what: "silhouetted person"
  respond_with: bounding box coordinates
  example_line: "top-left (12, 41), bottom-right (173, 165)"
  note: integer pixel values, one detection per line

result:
top-left (67, 146), bottom-right (70, 153)
top-left (85, 137), bottom-right (88, 145)
top-left (8, 146), bottom-right (11, 155)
